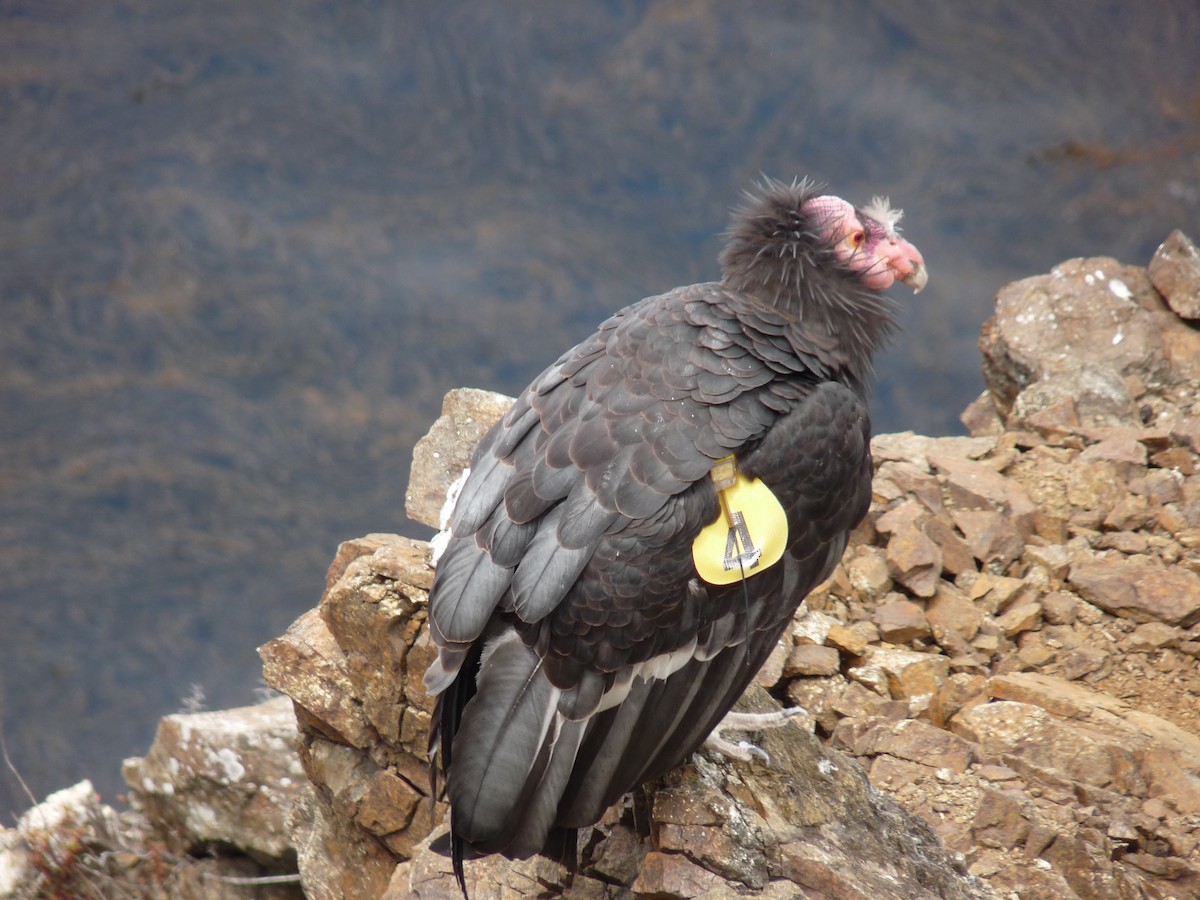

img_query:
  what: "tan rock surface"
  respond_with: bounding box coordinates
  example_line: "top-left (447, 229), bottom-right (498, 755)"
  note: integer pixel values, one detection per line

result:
top-left (1068, 556), bottom-right (1200, 626)
top-left (405, 387), bottom-right (514, 530)
top-left (1149, 229), bottom-right (1200, 320)
top-left (122, 697), bottom-right (306, 862)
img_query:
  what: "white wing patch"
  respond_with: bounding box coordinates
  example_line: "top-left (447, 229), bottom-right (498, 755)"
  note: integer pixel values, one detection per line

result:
top-left (430, 467), bottom-right (471, 566)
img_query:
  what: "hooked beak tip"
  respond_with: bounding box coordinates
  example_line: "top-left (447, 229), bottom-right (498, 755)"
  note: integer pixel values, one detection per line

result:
top-left (902, 261), bottom-right (928, 294)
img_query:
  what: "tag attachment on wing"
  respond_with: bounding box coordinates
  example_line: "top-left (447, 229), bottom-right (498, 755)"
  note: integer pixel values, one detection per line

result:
top-left (692, 454), bottom-right (788, 585)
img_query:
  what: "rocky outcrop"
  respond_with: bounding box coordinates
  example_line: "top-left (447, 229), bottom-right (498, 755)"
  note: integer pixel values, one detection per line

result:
top-left (1148, 230), bottom-right (1200, 321)
top-left (259, 534), bottom-right (441, 898)
top-left (858, 240), bottom-right (1200, 898)
top-left (257, 529), bottom-right (987, 899)
top-left (122, 696), bottom-right (306, 863)
top-left (0, 704), bottom-right (306, 899)
top-left (4, 232), bottom-right (1200, 899)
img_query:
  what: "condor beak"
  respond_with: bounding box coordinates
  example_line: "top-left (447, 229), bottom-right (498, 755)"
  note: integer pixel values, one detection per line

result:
top-left (879, 231), bottom-right (927, 294)
top-left (901, 260), bottom-right (928, 294)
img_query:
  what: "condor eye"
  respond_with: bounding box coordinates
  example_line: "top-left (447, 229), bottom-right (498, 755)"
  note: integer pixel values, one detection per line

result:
top-left (848, 229), bottom-right (866, 249)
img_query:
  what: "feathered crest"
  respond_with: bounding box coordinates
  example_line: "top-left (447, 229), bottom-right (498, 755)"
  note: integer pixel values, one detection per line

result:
top-left (861, 195), bottom-right (903, 234)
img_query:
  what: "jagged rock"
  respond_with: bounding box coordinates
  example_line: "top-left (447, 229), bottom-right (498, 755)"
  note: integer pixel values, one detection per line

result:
top-left (924, 516), bottom-right (977, 576)
top-left (1149, 230), bottom-right (1200, 320)
top-left (873, 597), bottom-right (931, 644)
top-left (929, 673), bottom-right (988, 729)
top-left (926, 580), bottom-right (981, 638)
top-left (885, 523), bottom-right (943, 596)
top-left (958, 672), bottom-right (1200, 827)
top-left (0, 779), bottom-right (302, 899)
top-left (1011, 365), bottom-right (1139, 433)
top-left (960, 391), bottom-right (1004, 437)
top-left (1021, 543), bottom-right (1071, 589)
top-left (641, 714), bottom-right (990, 900)
top-left (1039, 591), bottom-right (1078, 626)
top-left (824, 620), bottom-right (870, 657)
top-left (784, 643), bottom-right (841, 677)
top-left (853, 647), bottom-right (950, 701)
top-left (952, 508), bottom-right (1027, 566)
top-left (304, 737), bottom-right (426, 857)
top-left (629, 850), bottom-right (730, 898)
top-left (979, 257), bottom-right (1168, 424)
top-left (1068, 556), bottom-right (1200, 626)
top-left (259, 607), bottom-right (379, 750)
top-left (1043, 826), bottom-right (1146, 898)
top-left (929, 452), bottom-right (1035, 526)
top-left (995, 601), bottom-right (1042, 638)
top-left (258, 533), bottom-right (444, 889)
top-left (955, 699), bottom-right (1145, 792)
top-left (1124, 621), bottom-right (1181, 652)
top-left (1055, 645), bottom-right (1110, 682)
top-left (1078, 434), bottom-right (1149, 477)
top-left (290, 784), bottom-right (398, 900)
top-left (754, 637), bottom-right (791, 688)
top-left (122, 696), bottom-right (305, 862)
top-left (965, 573), bottom-right (1031, 615)
top-left (845, 546), bottom-right (893, 597)
top-left (860, 719), bottom-right (976, 774)
top-left (792, 608), bottom-right (835, 645)
top-left (971, 788), bottom-right (1028, 850)
top-left (404, 387), bottom-right (513, 530)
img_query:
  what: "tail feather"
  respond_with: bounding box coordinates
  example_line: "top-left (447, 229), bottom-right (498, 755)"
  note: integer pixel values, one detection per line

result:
top-left (559, 634), bottom-right (759, 829)
top-left (557, 677), bottom-right (654, 827)
top-left (447, 632), bottom-right (562, 847)
top-left (504, 718), bottom-right (587, 858)
top-left (556, 669), bottom-right (605, 721)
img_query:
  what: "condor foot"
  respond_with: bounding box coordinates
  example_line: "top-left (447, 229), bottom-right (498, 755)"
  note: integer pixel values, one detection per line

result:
top-left (702, 706), bottom-right (809, 764)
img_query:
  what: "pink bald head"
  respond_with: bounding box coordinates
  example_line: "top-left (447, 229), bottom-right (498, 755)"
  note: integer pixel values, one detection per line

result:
top-left (802, 195), bottom-right (927, 293)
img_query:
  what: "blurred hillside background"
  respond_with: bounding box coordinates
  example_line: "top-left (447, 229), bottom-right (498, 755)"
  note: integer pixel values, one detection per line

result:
top-left (1, 0), bottom-right (1198, 815)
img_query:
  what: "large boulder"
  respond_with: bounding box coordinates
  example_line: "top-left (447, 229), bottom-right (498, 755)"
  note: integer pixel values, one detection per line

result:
top-left (123, 696), bottom-right (306, 863)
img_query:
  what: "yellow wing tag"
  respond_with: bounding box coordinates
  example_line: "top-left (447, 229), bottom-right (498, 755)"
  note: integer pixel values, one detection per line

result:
top-left (692, 455), bottom-right (788, 585)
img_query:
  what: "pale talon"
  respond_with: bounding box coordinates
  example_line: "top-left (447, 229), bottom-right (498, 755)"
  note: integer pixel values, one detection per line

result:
top-left (740, 742), bottom-right (771, 764)
top-left (701, 731), bottom-right (768, 763)
top-left (703, 706), bottom-right (810, 763)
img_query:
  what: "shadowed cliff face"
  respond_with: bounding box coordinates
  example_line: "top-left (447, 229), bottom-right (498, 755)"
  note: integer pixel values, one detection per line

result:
top-left (1, 0), bottom-right (1198, 813)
